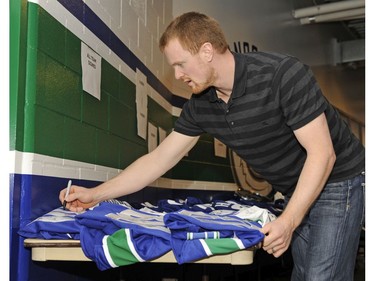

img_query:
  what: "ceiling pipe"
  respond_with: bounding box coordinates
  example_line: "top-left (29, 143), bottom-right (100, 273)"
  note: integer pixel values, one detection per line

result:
top-left (300, 7), bottom-right (365, 24)
top-left (293, 0), bottom-right (365, 19)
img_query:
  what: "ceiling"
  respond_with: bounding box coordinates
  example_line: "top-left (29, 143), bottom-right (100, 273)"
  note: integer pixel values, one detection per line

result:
top-left (291, 0), bottom-right (365, 66)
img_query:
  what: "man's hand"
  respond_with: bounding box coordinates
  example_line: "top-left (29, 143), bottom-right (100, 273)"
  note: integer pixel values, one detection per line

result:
top-left (59, 185), bottom-right (99, 212)
top-left (260, 216), bottom-right (294, 257)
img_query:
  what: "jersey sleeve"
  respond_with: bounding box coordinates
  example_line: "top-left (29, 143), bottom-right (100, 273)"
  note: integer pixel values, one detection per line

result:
top-left (275, 57), bottom-right (327, 131)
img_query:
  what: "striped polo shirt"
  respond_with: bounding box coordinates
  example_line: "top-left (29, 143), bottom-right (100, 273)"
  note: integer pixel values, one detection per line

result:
top-left (174, 51), bottom-right (365, 196)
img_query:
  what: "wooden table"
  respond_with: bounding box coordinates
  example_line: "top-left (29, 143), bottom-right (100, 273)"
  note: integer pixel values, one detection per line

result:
top-left (24, 238), bottom-right (255, 265)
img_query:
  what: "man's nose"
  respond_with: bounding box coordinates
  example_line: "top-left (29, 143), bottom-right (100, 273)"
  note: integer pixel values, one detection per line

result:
top-left (174, 69), bottom-right (183, 80)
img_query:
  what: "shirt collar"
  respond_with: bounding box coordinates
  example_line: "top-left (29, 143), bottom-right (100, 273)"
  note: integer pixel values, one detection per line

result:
top-left (231, 52), bottom-right (247, 99)
top-left (208, 52), bottom-right (247, 103)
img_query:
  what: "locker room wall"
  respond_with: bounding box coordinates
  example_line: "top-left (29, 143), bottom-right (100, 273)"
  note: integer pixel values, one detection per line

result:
top-left (10, 1), bottom-right (235, 280)
top-left (9, 1), bottom-right (365, 280)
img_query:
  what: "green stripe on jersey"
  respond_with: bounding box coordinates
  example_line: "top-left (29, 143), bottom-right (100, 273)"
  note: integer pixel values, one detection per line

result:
top-left (105, 229), bottom-right (142, 266)
top-left (201, 238), bottom-right (244, 256)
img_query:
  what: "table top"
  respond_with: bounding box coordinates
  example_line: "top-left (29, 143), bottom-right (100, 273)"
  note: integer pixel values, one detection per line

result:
top-left (24, 238), bottom-right (255, 265)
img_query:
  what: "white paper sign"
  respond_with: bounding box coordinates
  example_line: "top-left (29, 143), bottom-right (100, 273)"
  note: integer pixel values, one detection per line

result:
top-left (81, 42), bottom-right (102, 100)
top-left (214, 138), bottom-right (227, 158)
top-left (136, 69), bottom-right (148, 139)
top-left (148, 122), bottom-right (158, 153)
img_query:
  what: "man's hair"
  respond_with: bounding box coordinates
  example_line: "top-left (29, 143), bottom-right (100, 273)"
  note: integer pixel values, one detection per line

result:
top-left (159, 12), bottom-right (229, 54)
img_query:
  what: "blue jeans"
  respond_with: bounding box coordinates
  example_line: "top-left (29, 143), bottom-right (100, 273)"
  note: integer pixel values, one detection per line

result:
top-left (289, 172), bottom-right (365, 281)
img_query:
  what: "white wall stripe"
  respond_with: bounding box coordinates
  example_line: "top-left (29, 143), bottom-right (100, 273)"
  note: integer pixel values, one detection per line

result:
top-left (10, 151), bottom-right (238, 191)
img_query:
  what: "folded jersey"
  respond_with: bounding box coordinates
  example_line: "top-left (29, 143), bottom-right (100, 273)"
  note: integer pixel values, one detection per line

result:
top-left (18, 207), bottom-right (81, 240)
top-left (164, 209), bottom-right (264, 264)
top-left (76, 202), bottom-right (171, 270)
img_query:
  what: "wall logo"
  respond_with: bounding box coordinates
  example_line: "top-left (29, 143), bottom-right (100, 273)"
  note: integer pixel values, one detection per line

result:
top-left (231, 41), bottom-right (258, 53)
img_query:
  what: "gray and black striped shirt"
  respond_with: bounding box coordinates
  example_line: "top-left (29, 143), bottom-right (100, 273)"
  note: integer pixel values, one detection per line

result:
top-left (174, 51), bottom-right (365, 195)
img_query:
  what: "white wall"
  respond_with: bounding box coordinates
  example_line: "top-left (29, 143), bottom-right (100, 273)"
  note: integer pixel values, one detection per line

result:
top-left (173, 0), bottom-right (342, 65)
top-left (172, 0), bottom-right (365, 124)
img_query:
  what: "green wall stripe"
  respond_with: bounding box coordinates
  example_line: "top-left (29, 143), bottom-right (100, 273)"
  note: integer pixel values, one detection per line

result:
top-left (13, 2), bottom-right (235, 183)
top-left (23, 3), bottom-right (39, 152)
top-left (10, 0), bottom-right (24, 151)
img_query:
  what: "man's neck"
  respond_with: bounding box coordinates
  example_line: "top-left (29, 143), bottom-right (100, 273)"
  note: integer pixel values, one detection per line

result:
top-left (216, 89), bottom-right (231, 103)
top-left (213, 50), bottom-right (235, 103)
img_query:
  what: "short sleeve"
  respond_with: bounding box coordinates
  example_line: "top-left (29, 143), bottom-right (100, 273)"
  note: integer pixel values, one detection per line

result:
top-left (275, 57), bottom-right (327, 130)
top-left (174, 99), bottom-right (205, 136)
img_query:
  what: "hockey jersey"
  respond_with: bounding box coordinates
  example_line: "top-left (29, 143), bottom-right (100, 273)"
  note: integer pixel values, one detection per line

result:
top-left (75, 202), bottom-right (171, 270)
top-left (164, 210), bottom-right (264, 264)
top-left (139, 197), bottom-right (215, 213)
top-left (18, 207), bottom-right (81, 240)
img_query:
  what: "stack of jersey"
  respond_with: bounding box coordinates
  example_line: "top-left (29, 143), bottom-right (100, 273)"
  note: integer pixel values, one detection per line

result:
top-left (75, 202), bottom-right (171, 271)
top-left (137, 196), bottom-right (282, 216)
top-left (18, 207), bottom-right (81, 240)
top-left (164, 209), bottom-right (264, 264)
top-left (136, 196), bottom-right (215, 213)
top-left (139, 198), bottom-right (277, 226)
top-left (18, 197), bottom-right (274, 270)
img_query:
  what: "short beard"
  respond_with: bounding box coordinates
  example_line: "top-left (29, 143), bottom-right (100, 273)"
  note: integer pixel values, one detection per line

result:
top-left (191, 67), bottom-right (216, 94)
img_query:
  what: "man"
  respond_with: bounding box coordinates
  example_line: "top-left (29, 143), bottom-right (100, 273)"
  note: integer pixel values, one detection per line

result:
top-left (60, 12), bottom-right (365, 280)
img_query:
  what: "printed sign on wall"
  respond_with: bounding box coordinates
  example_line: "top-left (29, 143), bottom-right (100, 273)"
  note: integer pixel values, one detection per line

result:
top-left (136, 69), bottom-right (148, 139)
top-left (81, 42), bottom-right (102, 100)
top-left (148, 122), bottom-right (158, 153)
top-left (214, 138), bottom-right (227, 158)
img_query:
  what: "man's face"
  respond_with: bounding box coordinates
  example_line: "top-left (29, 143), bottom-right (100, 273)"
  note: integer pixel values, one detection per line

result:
top-left (163, 38), bottom-right (215, 94)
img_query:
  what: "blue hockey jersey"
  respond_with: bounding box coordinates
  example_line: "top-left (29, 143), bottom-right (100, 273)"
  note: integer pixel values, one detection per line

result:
top-left (18, 207), bottom-right (81, 240)
top-left (76, 202), bottom-right (171, 270)
top-left (164, 210), bottom-right (264, 264)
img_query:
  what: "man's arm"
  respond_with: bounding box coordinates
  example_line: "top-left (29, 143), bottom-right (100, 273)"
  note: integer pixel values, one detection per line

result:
top-left (261, 113), bottom-right (336, 256)
top-left (60, 131), bottom-right (199, 211)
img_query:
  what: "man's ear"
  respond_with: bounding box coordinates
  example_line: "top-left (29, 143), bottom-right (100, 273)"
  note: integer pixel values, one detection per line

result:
top-left (199, 42), bottom-right (214, 62)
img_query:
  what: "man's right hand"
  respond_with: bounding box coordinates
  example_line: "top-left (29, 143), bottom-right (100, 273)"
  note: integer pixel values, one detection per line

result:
top-left (59, 185), bottom-right (99, 212)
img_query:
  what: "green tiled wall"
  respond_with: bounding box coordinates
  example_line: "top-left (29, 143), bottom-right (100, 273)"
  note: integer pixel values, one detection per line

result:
top-left (11, 2), bottom-right (235, 182)
top-left (19, 4), bottom-right (150, 168)
top-left (10, 0), bottom-right (28, 151)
